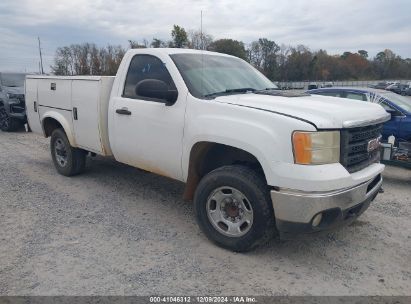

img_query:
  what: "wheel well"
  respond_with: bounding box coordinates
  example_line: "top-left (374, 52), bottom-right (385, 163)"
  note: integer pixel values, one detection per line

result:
top-left (183, 142), bottom-right (266, 201)
top-left (42, 117), bottom-right (63, 137)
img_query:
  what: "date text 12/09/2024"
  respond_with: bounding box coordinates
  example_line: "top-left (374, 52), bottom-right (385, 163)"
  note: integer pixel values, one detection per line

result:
top-left (149, 296), bottom-right (257, 303)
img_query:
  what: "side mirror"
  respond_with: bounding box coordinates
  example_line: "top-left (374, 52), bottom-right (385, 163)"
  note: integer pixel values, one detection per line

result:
top-left (385, 108), bottom-right (402, 117)
top-left (135, 79), bottom-right (178, 106)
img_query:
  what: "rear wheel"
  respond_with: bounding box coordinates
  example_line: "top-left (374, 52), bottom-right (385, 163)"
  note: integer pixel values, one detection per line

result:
top-left (194, 165), bottom-right (276, 252)
top-left (50, 129), bottom-right (86, 176)
top-left (0, 104), bottom-right (21, 132)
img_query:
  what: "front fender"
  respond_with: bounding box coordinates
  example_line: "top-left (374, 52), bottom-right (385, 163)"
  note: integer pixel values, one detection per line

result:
top-left (182, 100), bottom-right (316, 186)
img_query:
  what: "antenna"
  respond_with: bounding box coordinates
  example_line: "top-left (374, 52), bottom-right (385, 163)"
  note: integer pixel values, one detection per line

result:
top-left (38, 37), bottom-right (44, 74)
top-left (200, 10), bottom-right (204, 97)
top-left (200, 10), bottom-right (203, 50)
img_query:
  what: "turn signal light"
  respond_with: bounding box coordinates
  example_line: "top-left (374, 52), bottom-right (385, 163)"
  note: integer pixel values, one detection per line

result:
top-left (292, 131), bottom-right (340, 165)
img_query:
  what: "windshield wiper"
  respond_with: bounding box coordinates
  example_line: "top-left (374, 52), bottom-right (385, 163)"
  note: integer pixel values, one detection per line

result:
top-left (204, 88), bottom-right (257, 98)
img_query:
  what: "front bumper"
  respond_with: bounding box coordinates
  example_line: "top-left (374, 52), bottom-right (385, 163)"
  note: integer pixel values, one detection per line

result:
top-left (271, 173), bottom-right (382, 239)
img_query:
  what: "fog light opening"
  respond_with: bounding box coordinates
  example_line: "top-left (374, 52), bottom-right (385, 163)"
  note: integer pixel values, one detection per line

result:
top-left (312, 213), bottom-right (323, 227)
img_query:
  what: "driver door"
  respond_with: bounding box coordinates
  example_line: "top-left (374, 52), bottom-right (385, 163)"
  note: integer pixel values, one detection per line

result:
top-left (110, 54), bottom-right (185, 180)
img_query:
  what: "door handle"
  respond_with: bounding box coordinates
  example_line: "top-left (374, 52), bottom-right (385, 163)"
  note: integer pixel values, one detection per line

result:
top-left (116, 108), bottom-right (131, 115)
top-left (73, 107), bottom-right (78, 120)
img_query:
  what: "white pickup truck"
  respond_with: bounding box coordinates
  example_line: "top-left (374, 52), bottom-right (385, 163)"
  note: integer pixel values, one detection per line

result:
top-left (26, 48), bottom-right (390, 251)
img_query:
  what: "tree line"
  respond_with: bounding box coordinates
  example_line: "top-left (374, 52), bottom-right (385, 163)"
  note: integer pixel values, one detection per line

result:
top-left (52, 25), bottom-right (411, 81)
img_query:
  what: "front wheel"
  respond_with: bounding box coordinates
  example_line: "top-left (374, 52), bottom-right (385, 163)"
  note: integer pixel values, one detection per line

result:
top-left (50, 129), bottom-right (86, 176)
top-left (194, 165), bottom-right (276, 252)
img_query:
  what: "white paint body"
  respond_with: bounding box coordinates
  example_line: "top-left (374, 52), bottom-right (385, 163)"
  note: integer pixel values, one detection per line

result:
top-left (26, 48), bottom-right (388, 193)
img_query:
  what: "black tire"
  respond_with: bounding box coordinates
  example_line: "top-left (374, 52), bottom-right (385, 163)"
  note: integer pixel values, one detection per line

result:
top-left (50, 128), bottom-right (86, 176)
top-left (194, 165), bottom-right (276, 252)
top-left (0, 104), bottom-right (22, 132)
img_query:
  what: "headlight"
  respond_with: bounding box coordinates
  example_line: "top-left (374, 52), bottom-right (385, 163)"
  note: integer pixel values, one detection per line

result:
top-left (292, 131), bottom-right (340, 165)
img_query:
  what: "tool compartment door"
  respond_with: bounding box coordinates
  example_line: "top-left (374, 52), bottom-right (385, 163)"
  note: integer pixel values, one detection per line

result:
top-left (71, 79), bottom-right (103, 154)
top-left (25, 78), bottom-right (42, 134)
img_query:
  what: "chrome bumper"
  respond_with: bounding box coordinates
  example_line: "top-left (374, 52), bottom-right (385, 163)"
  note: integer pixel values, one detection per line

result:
top-left (271, 174), bottom-right (382, 228)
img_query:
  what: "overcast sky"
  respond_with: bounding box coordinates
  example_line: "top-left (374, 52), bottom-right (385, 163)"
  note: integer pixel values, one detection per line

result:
top-left (1, 0), bottom-right (410, 73)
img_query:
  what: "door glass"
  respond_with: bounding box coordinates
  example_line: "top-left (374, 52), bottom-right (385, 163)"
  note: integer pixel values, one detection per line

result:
top-left (379, 101), bottom-right (393, 111)
top-left (123, 55), bottom-right (176, 100)
top-left (345, 92), bottom-right (367, 101)
top-left (317, 91), bottom-right (341, 97)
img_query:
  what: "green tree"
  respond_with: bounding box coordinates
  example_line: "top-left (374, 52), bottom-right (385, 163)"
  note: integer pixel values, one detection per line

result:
top-left (341, 51), bottom-right (353, 60)
top-left (171, 25), bottom-right (189, 48)
top-left (358, 50), bottom-right (368, 59)
top-left (208, 39), bottom-right (247, 60)
top-left (259, 38), bottom-right (280, 79)
top-left (284, 45), bottom-right (313, 81)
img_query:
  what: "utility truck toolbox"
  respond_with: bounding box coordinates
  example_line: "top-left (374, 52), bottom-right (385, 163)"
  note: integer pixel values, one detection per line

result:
top-left (25, 48), bottom-right (390, 252)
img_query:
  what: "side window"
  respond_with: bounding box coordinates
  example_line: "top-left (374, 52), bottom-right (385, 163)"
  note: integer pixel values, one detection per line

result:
top-left (317, 91), bottom-right (341, 97)
top-left (379, 101), bottom-right (394, 111)
top-left (123, 55), bottom-right (176, 100)
top-left (345, 92), bottom-right (367, 101)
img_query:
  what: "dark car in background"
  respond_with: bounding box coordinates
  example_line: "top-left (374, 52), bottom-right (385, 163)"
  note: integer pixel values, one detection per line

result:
top-left (371, 82), bottom-right (390, 90)
top-left (0, 72), bottom-right (27, 131)
top-left (307, 87), bottom-right (411, 142)
top-left (307, 82), bottom-right (318, 90)
top-left (386, 83), bottom-right (409, 95)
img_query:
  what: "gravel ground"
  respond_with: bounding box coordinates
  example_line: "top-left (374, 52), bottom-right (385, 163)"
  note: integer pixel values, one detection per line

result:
top-left (0, 130), bottom-right (410, 296)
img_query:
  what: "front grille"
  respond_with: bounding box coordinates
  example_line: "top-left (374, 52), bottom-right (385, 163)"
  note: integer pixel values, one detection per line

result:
top-left (340, 124), bottom-right (383, 173)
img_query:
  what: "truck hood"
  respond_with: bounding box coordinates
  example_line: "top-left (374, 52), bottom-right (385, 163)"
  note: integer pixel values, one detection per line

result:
top-left (215, 93), bottom-right (390, 129)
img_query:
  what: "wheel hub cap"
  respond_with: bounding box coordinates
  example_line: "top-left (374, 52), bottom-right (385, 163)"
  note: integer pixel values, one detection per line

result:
top-left (225, 203), bottom-right (239, 218)
top-left (54, 138), bottom-right (68, 167)
top-left (206, 186), bottom-right (254, 237)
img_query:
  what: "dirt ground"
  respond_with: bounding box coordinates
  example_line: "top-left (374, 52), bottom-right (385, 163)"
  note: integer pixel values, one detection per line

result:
top-left (0, 130), bottom-right (410, 296)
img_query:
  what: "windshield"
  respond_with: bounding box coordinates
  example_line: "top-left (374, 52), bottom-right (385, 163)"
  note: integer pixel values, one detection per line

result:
top-left (372, 91), bottom-right (411, 113)
top-left (170, 53), bottom-right (277, 99)
top-left (0, 73), bottom-right (26, 87)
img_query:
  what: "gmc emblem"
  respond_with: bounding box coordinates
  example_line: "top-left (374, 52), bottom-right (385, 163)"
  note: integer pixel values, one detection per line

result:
top-left (367, 136), bottom-right (381, 152)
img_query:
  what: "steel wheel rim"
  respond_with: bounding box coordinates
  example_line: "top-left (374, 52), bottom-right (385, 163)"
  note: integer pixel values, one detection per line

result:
top-left (54, 138), bottom-right (68, 167)
top-left (0, 106), bottom-right (9, 129)
top-left (206, 186), bottom-right (254, 237)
